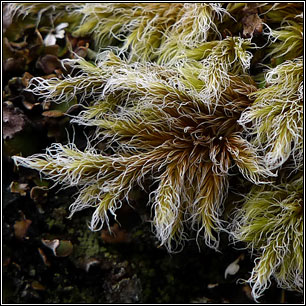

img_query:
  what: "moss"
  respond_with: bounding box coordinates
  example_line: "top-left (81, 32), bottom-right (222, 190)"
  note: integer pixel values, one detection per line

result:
top-left (6, 3), bottom-right (304, 302)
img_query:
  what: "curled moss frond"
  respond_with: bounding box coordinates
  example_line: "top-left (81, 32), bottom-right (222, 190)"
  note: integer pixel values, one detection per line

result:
top-left (8, 3), bottom-right (228, 62)
top-left (239, 57), bottom-right (303, 170)
top-left (6, 3), bottom-right (76, 18)
top-left (13, 59), bottom-right (275, 252)
top-left (156, 36), bottom-right (255, 105)
top-left (27, 46), bottom-right (257, 115)
top-left (166, 3), bottom-right (226, 46)
top-left (13, 143), bottom-right (171, 232)
top-left (26, 52), bottom-right (125, 105)
top-left (6, 3), bottom-right (83, 30)
top-left (76, 3), bottom-right (228, 61)
top-left (231, 174), bottom-right (303, 301)
top-left (172, 37), bottom-right (255, 103)
top-left (260, 3), bottom-right (304, 24)
top-left (155, 3), bottom-right (228, 60)
top-left (158, 34), bottom-right (254, 68)
top-left (265, 20), bottom-right (303, 61)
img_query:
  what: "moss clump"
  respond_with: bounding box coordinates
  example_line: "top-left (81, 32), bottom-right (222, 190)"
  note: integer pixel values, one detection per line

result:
top-left (8, 3), bottom-right (304, 302)
top-left (231, 174), bottom-right (303, 301)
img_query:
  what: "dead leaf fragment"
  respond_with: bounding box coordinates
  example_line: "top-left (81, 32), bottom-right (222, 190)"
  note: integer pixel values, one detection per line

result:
top-left (207, 283), bottom-right (219, 289)
top-left (3, 102), bottom-right (28, 140)
top-left (38, 247), bottom-right (51, 267)
top-left (31, 281), bottom-right (46, 291)
top-left (84, 258), bottom-right (100, 272)
top-left (22, 101), bottom-right (35, 110)
top-left (242, 284), bottom-right (253, 300)
top-left (224, 259), bottom-right (240, 279)
top-left (74, 44), bottom-right (89, 58)
top-left (42, 110), bottom-right (64, 117)
top-left (55, 240), bottom-right (74, 257)
top-left (36, 54), bottom-right (62, 74)
top-left (242, 4), bottom-right (263, 38)
top-left (3, 4), bottom-right (13, 32)
top-left (21, 72), bottom-right (34, 87)
top-left (41, 239), bottom-right (73, 257)
top-left (101, 223), bottom-right (131, 244)
top-left (30, 186), bottom-right (48, 203)
top-left (14, 219), bottom-right (32, 239)
top-left (3, 57), bottom-right (27, 73)
top-left (224, 254), bottom-right (244, 279)
top-left (10, 181), bottom-right (29, 196)
top-left (41, 239), bottom-right (59, 254)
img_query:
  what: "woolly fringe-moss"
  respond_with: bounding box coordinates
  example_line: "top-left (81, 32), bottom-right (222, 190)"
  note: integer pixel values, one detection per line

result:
top-left (9, 2), bottom-right (304, 301)
top-left (14, 58), bottom-right (275, 252)
top-left (231, 174), bottom-right (303, 301)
